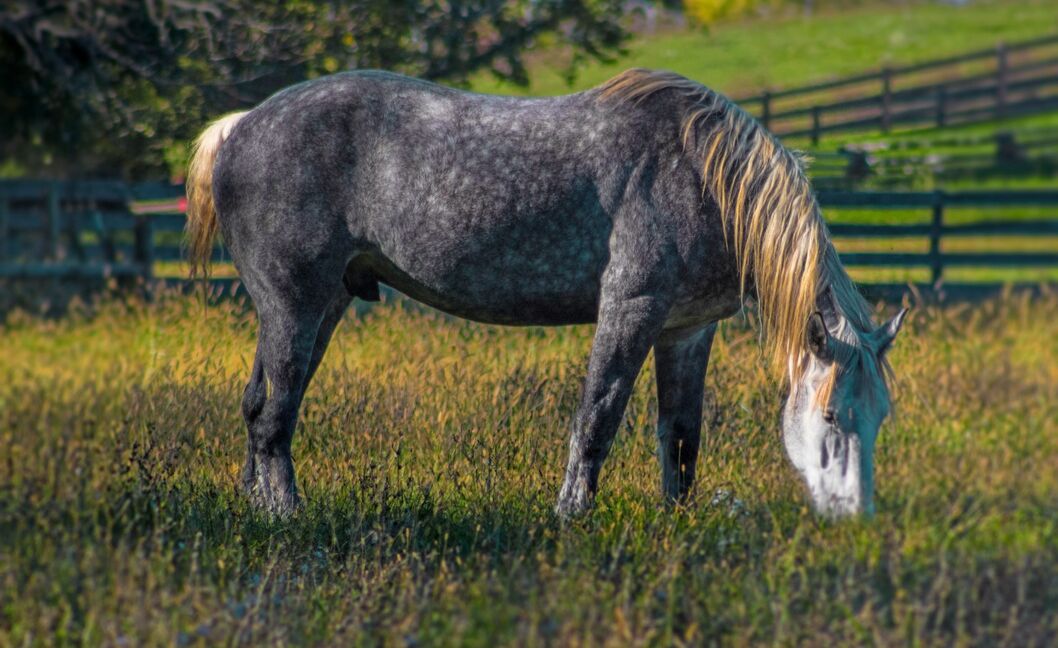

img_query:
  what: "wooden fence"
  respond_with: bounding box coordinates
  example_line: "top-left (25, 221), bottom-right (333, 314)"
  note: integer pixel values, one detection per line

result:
top-left (0, 180), bottom-right (154, 280)
top-left (3, 181), bottom-right (1058, 298)
top-left (820, 189), bottom-right (1058, 284)
top-left (734, 34), bottom-right (1058, 143)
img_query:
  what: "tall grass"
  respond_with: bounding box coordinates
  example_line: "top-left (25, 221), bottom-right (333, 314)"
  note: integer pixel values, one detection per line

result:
top-left (2, 289), bottom-right (1057, 645)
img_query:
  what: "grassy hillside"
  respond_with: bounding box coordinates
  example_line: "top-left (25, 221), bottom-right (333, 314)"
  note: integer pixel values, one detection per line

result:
top-left (472, 0), bottom-right (1058, 98)
top-left (2, 292), bottom-right (1058, 644)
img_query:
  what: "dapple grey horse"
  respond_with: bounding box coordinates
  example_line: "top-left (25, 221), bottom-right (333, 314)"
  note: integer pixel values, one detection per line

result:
top-left (186, 68), bottom-right (906, 518)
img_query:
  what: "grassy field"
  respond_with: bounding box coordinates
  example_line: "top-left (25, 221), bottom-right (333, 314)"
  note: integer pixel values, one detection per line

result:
top-left (3, 3), bottom-right (1058, 644)
top-left (472, 0), bottom-right (1058, 99)
top-left (3, 290), bottom-right (1058, 645)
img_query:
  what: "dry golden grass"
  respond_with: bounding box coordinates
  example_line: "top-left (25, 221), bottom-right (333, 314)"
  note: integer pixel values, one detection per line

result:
top-left (1, 288), bottom-right (1057, 645)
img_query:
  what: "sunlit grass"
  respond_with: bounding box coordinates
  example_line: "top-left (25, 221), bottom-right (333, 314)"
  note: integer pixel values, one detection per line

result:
top-left (154, 260), bottom-right (240, 279)
top-left (2, 289), bottom-right (1057, 644)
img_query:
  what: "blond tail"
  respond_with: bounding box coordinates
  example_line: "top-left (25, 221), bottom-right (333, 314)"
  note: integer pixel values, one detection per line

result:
top-left (185, 111), bottom-right (249, 279)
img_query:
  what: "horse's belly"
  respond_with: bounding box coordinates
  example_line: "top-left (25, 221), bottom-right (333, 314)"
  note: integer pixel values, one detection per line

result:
top-left (664, 292), bottom-right (742, 330)
top-left (365, 222), bottom-right (609, 326)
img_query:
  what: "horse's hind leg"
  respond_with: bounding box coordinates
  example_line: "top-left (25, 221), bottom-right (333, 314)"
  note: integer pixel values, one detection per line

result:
top-left (240, 287), bottom-right (344, 514)
top-left (654, 324), bottom-right (716, 503)
top-left (304, 292), bottom-right (353, 385)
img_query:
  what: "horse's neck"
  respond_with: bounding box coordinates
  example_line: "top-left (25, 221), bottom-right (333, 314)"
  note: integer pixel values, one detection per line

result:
top-left (817, 243), bottom-right (874, 339)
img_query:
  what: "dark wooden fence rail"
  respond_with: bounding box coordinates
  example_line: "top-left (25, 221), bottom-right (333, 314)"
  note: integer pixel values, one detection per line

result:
top-left (3, 181), bottom-right (1057, 296)
top-left (819, 189), bottom-right (1058, 284)
top-left (0, 180), bottom-right (154, 280)
top-left (735, 34), bottom-right (1058, 143)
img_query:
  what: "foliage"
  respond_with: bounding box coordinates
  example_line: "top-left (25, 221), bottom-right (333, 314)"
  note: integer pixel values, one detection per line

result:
top-left (680, 0), bottom-right (973, 26)
top-left (2, 289), bottom-right (1058, 644)
top-left (683, 0), bottom-right (766, 25)
top-left (0, 0), bottom-right (627, 179)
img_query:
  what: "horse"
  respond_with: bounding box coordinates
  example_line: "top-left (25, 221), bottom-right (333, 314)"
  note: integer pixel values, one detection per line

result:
top-left (185, 68), bottom-right (906, 519)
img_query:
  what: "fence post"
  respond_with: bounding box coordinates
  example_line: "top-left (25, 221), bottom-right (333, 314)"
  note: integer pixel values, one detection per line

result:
top-left (995, 42), bottom-right (1008, 118)
top-left (845, 150), bottom-right (871, 182)
top-left (760, 90), bottom-right (771, 130)
top-left (880, 67), bottom-right (893, 133)
top-left (92, 201), bottom-right (116, 264)
top-left (995, 131), bottom-right (1024, 165)
top-left (66, 196), bottom-right (86, 262)
top-left (0, 186), bottom-right (7, 262)
top-left (47, 181), bottom-right (61, 261)
top-left (811, 105), bottom-right (821, 145)
top-left (929, 190), bottom-right (945, 284)
top-left (935, 84), bottom-right (947, 127)
top-left (133, 212), bottom-right (154, 284)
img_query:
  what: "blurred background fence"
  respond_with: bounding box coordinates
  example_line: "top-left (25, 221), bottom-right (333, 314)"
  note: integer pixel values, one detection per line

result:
top-left (735, 34), bottom-right (1058, 144)
top-left (2, 5), bottom-right (1057, 305)
top-left (4, 179), bottom-right (1057, 301)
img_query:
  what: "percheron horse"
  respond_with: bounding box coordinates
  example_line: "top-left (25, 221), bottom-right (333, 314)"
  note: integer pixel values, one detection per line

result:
top-left (186, 69), bottom-right (906, 518)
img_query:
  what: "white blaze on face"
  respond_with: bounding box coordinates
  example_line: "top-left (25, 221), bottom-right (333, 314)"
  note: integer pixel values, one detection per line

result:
top-left (782, 309), bottom-right (907, 517)
top-left (783, 356), bottom-right (867, 516)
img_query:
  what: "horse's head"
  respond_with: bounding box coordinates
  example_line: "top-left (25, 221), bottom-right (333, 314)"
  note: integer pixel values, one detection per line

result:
top-left (782, 306), bottom-right (907, 517)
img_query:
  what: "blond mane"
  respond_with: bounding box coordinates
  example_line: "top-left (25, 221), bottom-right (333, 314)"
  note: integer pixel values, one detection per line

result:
top-left (597, 69), bottom-right (877, 381)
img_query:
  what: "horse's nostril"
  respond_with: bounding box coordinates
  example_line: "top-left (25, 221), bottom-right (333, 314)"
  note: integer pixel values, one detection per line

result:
top-left (820, 442), bottom-right (829, 469)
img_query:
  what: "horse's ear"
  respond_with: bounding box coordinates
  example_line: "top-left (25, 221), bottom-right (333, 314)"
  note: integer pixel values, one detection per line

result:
top-left (817, 286), bottom-right (840, 329)
top-left (872, 308), bottom-right (908, 358)
top-left (806, 311), bottom-right (831, 361)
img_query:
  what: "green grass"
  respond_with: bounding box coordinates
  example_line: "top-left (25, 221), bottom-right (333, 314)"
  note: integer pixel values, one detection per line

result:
top-left (823, 111), bottom-right (1058, 153)
top-left (2, 291), bottom-right (1058, 644)
top-left (4, 4), bottom-right (1058, 643)
top-left (809, 111), bottom-right (1058, 190)
top-left (471, 0), bottom-right (1058, 99)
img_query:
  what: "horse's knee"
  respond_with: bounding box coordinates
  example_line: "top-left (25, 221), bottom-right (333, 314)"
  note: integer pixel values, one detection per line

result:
top-left (658, 414), bottom-right (701, 452)
top-left (241, 360), bottom-right (267, 425)
top-left (249, 394), bottom-right (302, 451)
top-left (241, 360), bottom-right (300, 455)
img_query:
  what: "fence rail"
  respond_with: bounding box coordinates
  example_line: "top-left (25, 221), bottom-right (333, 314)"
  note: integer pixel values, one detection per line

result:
top-left (0, 180), bottom-right (154, 280)
top-left (818, 189), bottom-right (1058, 283)
top-left (734, 34), bottom-right (1058, 143)
top-left (2, 181), bottom-right (1057, 295)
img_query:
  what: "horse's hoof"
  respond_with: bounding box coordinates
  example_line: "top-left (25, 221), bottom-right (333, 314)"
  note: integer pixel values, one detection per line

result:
top-left (244, 453), bottom-right (301, 517)
top-left (554, 500), bottom-right (590, 522)
top-left (554, 485), bottom-right (594, 521)
top-left (248, 485), bottom-right (301, 517)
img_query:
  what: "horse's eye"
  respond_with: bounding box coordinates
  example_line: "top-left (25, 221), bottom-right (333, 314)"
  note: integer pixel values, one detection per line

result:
top-left (823, 410), bottom-right (836, 424)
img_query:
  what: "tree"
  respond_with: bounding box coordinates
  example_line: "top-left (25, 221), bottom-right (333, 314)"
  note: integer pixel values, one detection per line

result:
top-left (0, 0), bottom-right (628, 179)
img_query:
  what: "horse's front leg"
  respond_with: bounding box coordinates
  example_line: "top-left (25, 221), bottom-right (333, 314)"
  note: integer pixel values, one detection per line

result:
top-left (556, 290), bottom-right (672, 519)
top-left (654, 323), bottom-right (716, 503)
